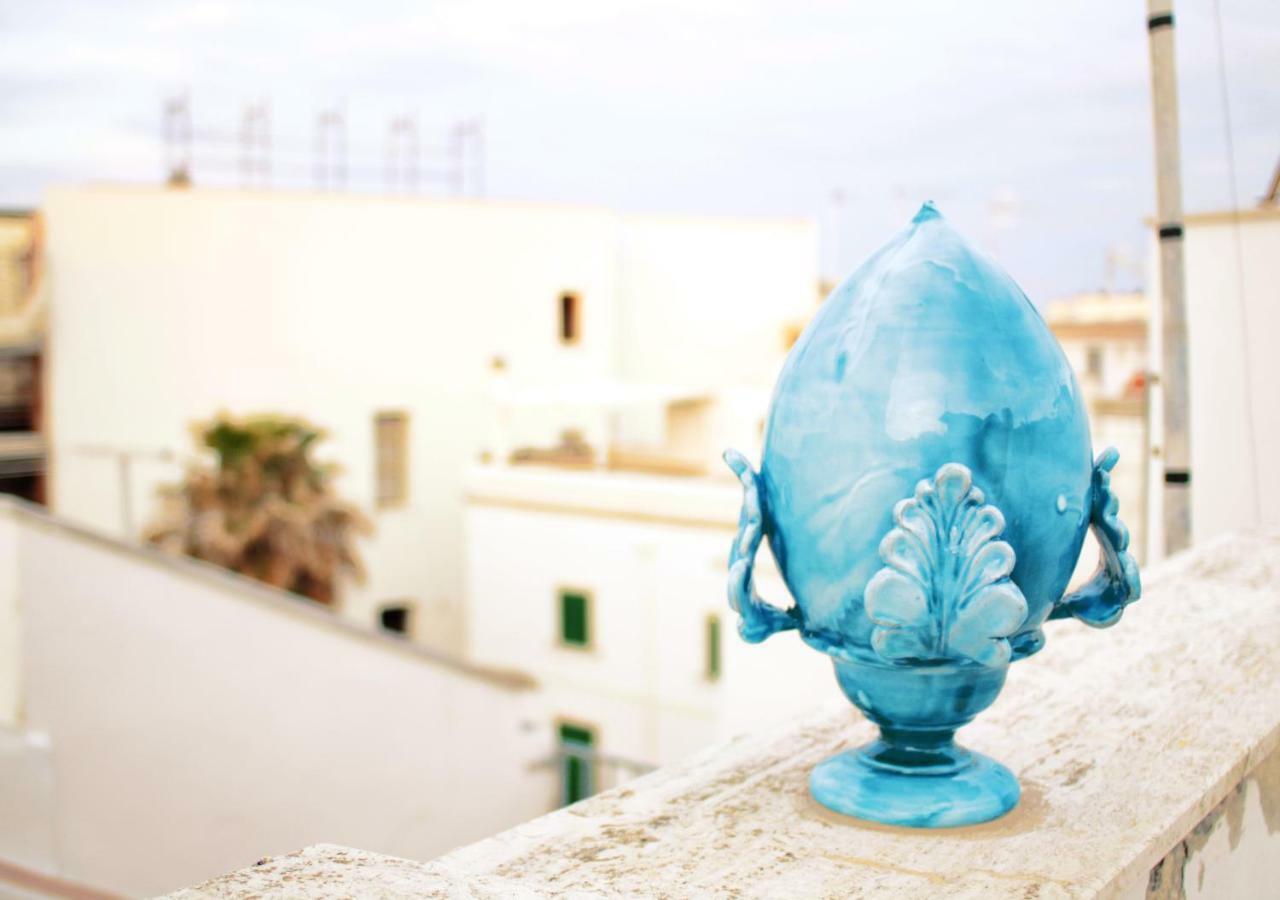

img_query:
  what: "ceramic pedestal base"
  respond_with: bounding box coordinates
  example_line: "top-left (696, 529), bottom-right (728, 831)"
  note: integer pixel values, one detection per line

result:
top-left (809, 736), bottom-right (1020, 828)
top-left (812, 653), bottom-right (1019, 827)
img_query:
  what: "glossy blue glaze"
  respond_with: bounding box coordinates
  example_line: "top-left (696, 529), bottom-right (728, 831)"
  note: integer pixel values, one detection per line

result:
top-left (764, 202), bottom-right (1094, 654)
top-left (811, 744), bottom-right (1019, 828)
top-left (864, 463), bottom-right (1027, 668)
top-left (725, 203), bottom-right (1140, 828)
top-left (813, 653), bottom-right (1015, 826)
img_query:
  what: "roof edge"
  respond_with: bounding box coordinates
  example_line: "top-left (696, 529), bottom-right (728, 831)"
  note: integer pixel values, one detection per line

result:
top-left (0, 495), bottom-right (537, 692)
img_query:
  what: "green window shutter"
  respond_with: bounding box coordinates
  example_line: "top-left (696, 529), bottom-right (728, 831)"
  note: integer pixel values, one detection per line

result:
top-left (559, 723), bottom-right (593, 745)
top-left (706, 615), bottom-right (722, 681)
top-left (558, 722), bottom-right (595, 805)
top-left (559, 590), bottom-right (590, 647)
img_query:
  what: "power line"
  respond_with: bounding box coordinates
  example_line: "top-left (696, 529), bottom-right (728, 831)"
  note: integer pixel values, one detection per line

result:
top-left (1210, 0), bottom-right (1262, 525)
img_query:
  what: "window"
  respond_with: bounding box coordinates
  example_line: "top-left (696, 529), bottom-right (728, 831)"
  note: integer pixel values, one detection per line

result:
top-left (558, 292), bottom-right (581, 345)
top-left (558, 721), bottom-right (596, 805)
top-left (558, 588), bottom-right (592, 649)
top-left (374, 411), bottom-right (409, 507)
top-left (1085, 345), bottom-right (1104, 380)
top-left (705, 614), bottom-right (722, 682)
top-left (379, 604), bottom-right (412, 635)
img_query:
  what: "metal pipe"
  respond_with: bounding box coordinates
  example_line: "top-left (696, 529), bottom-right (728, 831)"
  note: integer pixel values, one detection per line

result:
top-left (1145, 0), bottom-right (1192, 554)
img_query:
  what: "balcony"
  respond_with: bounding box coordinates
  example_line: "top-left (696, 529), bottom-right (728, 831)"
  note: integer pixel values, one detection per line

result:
top-left (166, 530), bottom-right (1280, 897)
top-left (488, 378), bottom-right (768, 481)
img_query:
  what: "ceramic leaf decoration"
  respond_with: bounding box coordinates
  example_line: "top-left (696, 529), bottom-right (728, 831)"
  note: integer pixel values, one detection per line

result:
top-left (723, 203), bottom-right (1141, 828)
top-left (865, 463), bottom-right (1028, 668)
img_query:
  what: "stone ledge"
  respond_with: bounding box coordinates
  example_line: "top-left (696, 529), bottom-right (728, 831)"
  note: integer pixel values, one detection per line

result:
top-left (166, 532), bottom-right (1280, 898)
top-left (163, 847), bottom-right (439, 900)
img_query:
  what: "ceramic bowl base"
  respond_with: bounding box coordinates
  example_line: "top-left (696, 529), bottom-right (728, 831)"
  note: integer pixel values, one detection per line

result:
top-left (809, 745), bottom-right (1020, 828)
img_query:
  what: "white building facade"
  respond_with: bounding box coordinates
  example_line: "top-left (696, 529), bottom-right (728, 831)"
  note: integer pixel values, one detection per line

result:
top-left (42, 186), bottom-right (817, 649)
top-left (464, 461), bottom-right (835, 795)
top-left (1146, 206), bottom-right (1280, 559)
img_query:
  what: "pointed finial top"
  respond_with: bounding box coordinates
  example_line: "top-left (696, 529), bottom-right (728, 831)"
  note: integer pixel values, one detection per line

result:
top-left (912, 201), bottom-right (942, 225)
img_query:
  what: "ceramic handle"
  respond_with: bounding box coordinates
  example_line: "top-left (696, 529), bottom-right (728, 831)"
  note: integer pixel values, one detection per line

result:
top-left (723, 449), bottom-right (798, 643)
top-left (1051, 448), bottom-right (1142, 627)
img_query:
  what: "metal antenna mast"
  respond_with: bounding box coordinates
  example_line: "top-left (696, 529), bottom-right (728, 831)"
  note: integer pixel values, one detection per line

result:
top-left (449, 118), bottom-right (486, 197)
top-left (386, 115), bottom-right (420, 193)
top-left (314, 107), bottom-right (347, 191)
top-left (162, 93), bottom-right (193, 186)
top-left (471, 117), bottom-right (486, 197)
top-left (449, 120), bottom-right (467, 195)
top-left (239, 102), bottom-right (271, 188)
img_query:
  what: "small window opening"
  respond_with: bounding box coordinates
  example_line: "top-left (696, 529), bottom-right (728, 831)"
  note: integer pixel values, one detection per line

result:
top-left (559, 292), bottom-right (581, 345)
top-left (558, 588), bottom-right (591, 649)
top-left (705, 614), bottom-right (722, 682)
top-left (379, 604), bottom-right (412, 635)
top-left (375, 411), bottom-right (409, 507)
top-left (1085, 345), bottom-right (1105, 380)
top-left (558, 721), bottom-right (596, 805)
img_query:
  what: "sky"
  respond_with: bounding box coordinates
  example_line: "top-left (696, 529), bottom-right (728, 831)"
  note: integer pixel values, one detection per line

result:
top-left (0, 0), bottom-right (1276, 302)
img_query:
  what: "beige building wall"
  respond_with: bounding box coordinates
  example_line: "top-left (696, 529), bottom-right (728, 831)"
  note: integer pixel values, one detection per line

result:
top-left (614, 213), bottom-right (815, 389)
top-left (0, 213), bottom-right (38, 316)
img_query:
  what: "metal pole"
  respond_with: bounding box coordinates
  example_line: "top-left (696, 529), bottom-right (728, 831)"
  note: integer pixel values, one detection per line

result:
top-left (75, 445), bottom-right (175, 539)
top-left (472, 118), bottom-right (485, 198)
top-left (163, 94), bottom-right (192, 186)
top-left (450, 122), bottom-right (465, 196)
top-left (1146, 0), bottom-right (1192, 554)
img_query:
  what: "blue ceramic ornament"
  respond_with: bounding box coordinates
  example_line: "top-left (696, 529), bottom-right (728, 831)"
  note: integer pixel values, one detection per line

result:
top-left (724, 203), bottom-right (1140, 828)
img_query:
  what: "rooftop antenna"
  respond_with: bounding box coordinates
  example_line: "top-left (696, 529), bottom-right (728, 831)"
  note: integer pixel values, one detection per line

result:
top-left (987, 187), bottom-right (1018, 259)
top-left (239, 101), bottom-right (271, 189)
top-left (825, 188), bottom-right (846, 285)
top-left (1263, 155), bottom-right (1280, 207)
top-left (314, 107), bottom-right (347, 191)
top-left (449, 118), bottom-right (486, 197)
top-left (471, 117), bottom-right (486, 197)
top-left (449, 120), bottom-right (467, 195)
top-left (1145, 0), bottom-right (1192, 554)
top-left (386, 115), bottom-right (420, 194)
top-left (162, 93), bottom-right (192, 187)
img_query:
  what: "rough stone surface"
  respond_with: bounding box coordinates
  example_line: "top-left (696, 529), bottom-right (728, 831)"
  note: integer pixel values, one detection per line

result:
top-left (165, 532), bottom-right (1280, 899)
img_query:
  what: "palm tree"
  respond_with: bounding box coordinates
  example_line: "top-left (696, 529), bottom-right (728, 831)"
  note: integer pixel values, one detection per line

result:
top-left (146, 414), bottom-right (371, 605)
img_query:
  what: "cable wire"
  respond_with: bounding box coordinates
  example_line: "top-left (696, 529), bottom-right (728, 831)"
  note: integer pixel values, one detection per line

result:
top-left (1210, 0), bottom-right (1263, 524)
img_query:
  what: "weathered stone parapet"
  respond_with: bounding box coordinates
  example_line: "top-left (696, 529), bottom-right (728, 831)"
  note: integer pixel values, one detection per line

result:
top-left (167, 532), bottom-right (1280, 898)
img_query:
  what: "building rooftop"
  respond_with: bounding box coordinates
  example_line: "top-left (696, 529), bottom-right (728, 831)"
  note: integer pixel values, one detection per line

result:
top-left (467, 463), bottom-right (742, 530)
top-left (45, 183), bottom-right (817, 231)
top-left (1043, 291), bottom-right (1147, 342)
top-left (1043, 291), bottom-right (1147, 326)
